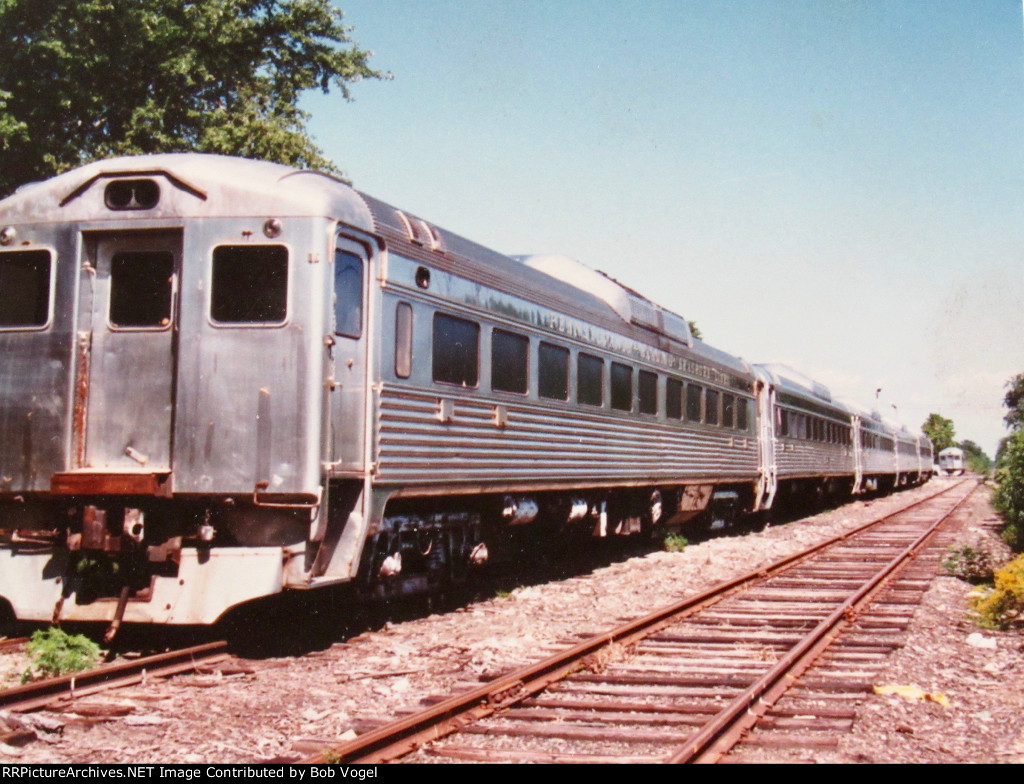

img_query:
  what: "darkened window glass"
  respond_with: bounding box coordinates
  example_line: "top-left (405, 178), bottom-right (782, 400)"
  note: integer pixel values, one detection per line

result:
top-left (666, 378), bottom-right (683, 420)
top-left (577, 353), bottom-right (603, 406)
top-left (109, 251), bottom-right (173, 328)
top-left (638, 370), bottom-right (658, 415)
top-left (736, 398), bottom-right (749, 432)
top-left (538, 342), bottom-right (569, 400)
top-left (492, 329), bottom-right (528, 394)
top-left (722, 394), bottom-right (735, 428)
top-left (211, 245), bottom-right (288, 323)
top-left (432, 313), bottom-right (479, 386)
top-left (395, 302), bottom-right (412, 379)
top-left (778, 408), bottom-right (789, 437)
top-left (611, 362), bottom-right (632, 411)
top-left (0, 250), bottom-right (51, 328)
top-left (334, 250), bottom-right (363, 338)
top-left (686, 384), bottom-right (703, 422)
top-left (706, 389), bottom-right (720, 425)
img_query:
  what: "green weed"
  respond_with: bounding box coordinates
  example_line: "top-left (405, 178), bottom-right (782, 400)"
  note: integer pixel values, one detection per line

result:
top-left (943, 544), bottom-right (996, 584)
top-left (662, 533), bottom-right (688, 553)
top-left (20, 628), bottom-right (101, 684)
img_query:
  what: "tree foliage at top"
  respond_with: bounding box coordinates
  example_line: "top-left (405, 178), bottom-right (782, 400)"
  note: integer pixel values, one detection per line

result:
top-left (1004, 373), bottom-right (1024, 432)
top-left (0, 0), bottom-right (384, 194)
top-left (996, 372), bottom-right (1024, 551)
top-left (922, 413), bottom-right (956, 453)
top-left (959, 439), bottom-right (991, 474)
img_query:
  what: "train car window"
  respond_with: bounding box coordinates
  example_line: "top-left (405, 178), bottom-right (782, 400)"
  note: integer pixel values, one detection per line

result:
top-left (539, 342), bottom-right (569, 400)
top-left (686, 384), bottom-right (703, 422)
top-left (638, 370), bottom-right (658, 415)
top-left (611, 362), bottom-right (633, 411)
top-left (492, 329), bottom-right (529, 394)
top-left (211, 245), bottom-right (288, 324)
top-left (433, 313), bottom-right (479, 387)
top-left (0, 250), bottom-right (51, 328)
top-left (394, 302), bottom-right (413, 379)
top-left (706, 389), bottom-right (720, 426)
top-left (577, 353), bottom-right (604, 406)
top-left (109, 251), bottom-right (174, 328)
top-left (737, 398), bottom-right (749, 432)
top-left (334, 250), bottom-right (363, 338)
top-left (722, 394), bottom-right (735, 428)
top-left (666, 378), bottom-right (683, 420)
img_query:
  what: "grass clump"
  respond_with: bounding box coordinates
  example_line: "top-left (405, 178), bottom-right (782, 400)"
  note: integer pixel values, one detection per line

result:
top-left (662, 533), bottom-right (688, 553)
top-left (21, 628), bottom-right (101, 683)
top-left (943, 544), bottom-right (996, 584)
top-left (973, 554), bottom-right (1024, 629)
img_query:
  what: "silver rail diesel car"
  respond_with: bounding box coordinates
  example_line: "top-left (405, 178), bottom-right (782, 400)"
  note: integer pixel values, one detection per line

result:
top-left (938, 447), bottom-right (966, 476)
top-left (0, 154), bottom-right (933, 626)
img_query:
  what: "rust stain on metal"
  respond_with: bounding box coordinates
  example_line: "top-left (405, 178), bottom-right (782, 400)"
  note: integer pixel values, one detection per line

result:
top-left (71, 331), bottom-right (91, 469)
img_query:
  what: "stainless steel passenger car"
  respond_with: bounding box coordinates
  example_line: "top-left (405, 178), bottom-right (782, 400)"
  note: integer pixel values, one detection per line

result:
top-left (938, 447), bottom-right (965, 476)
top-left (0, 154), bottom-right (932, 626)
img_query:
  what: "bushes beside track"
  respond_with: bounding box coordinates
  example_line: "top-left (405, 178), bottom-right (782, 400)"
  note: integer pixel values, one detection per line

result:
top-left (995, 428), bottom-right (1024, 552)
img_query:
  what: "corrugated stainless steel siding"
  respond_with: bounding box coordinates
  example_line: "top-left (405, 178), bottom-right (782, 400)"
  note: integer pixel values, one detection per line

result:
top-left (374, 387), bottom-right (758, 487)
top-left (775, 441), bottom-right (856, 478)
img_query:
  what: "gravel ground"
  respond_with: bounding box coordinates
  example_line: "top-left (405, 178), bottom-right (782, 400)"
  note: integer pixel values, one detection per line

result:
top-left (0, 478), bottom-right (1019, 764)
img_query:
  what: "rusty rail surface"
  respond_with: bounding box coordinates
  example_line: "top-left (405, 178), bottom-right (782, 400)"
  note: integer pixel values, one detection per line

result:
top-left (0, 637), bottom-right (28, 654)
top-left (0, 641), bottom-right (230, 713)
top-left (304, 479), bottom-right (976, 763)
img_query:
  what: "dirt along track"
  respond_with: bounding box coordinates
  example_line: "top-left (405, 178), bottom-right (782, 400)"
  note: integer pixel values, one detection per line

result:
top-left (1, 477), bottom-right (1020, 763)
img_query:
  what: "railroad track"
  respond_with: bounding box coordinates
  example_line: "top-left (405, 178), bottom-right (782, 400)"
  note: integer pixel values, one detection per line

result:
top-left (305, 478), bottom-right (977, 764)
top-left (0, 641), bottom-right (230, 713)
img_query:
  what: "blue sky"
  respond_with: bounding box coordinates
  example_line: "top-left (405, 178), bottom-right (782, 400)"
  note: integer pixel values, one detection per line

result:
top-left (306, 0), bottom-right (1024, 456)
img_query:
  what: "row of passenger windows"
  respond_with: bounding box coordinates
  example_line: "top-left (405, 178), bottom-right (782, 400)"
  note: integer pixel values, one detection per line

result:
top-left (421, 310), bottom-right (751, 429)
top-left (861, 432), bottom-right (895, 451)
top-left (776, 408), bottom-right (852, 445)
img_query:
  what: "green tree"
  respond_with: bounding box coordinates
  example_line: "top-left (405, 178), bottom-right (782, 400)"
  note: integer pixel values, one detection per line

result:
top-left (688, 321), bottom-right (702, 341)
top-left (996, 372), bottom-right (1024, 550)
top-left (959, 439), bottom-right (991, 474)
top-left (922, 413), bottom-right (956, 453)
top-left (994, 427), bottom-right (1024, 551)
top-left (1004, 373), bottom-right (1024, 432)
top-left (0, 0), bottom-right (383, 194)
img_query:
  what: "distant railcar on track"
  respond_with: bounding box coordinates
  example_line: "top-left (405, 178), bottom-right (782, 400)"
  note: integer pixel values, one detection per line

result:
top-left (0, 155), bottom-right (933, 627)
top-left (938, 447), bottom-right (966, 476)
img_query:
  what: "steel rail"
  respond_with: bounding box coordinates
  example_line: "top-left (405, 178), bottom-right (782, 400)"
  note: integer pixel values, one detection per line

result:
top-left (0, 637), bottom-right (28, 653)
top-left (669, 479), bottom-right (977, 763)
top-left (0, 640), bottom-right (230, 712)
top-left (305, 479), bottom-right (974, 764)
